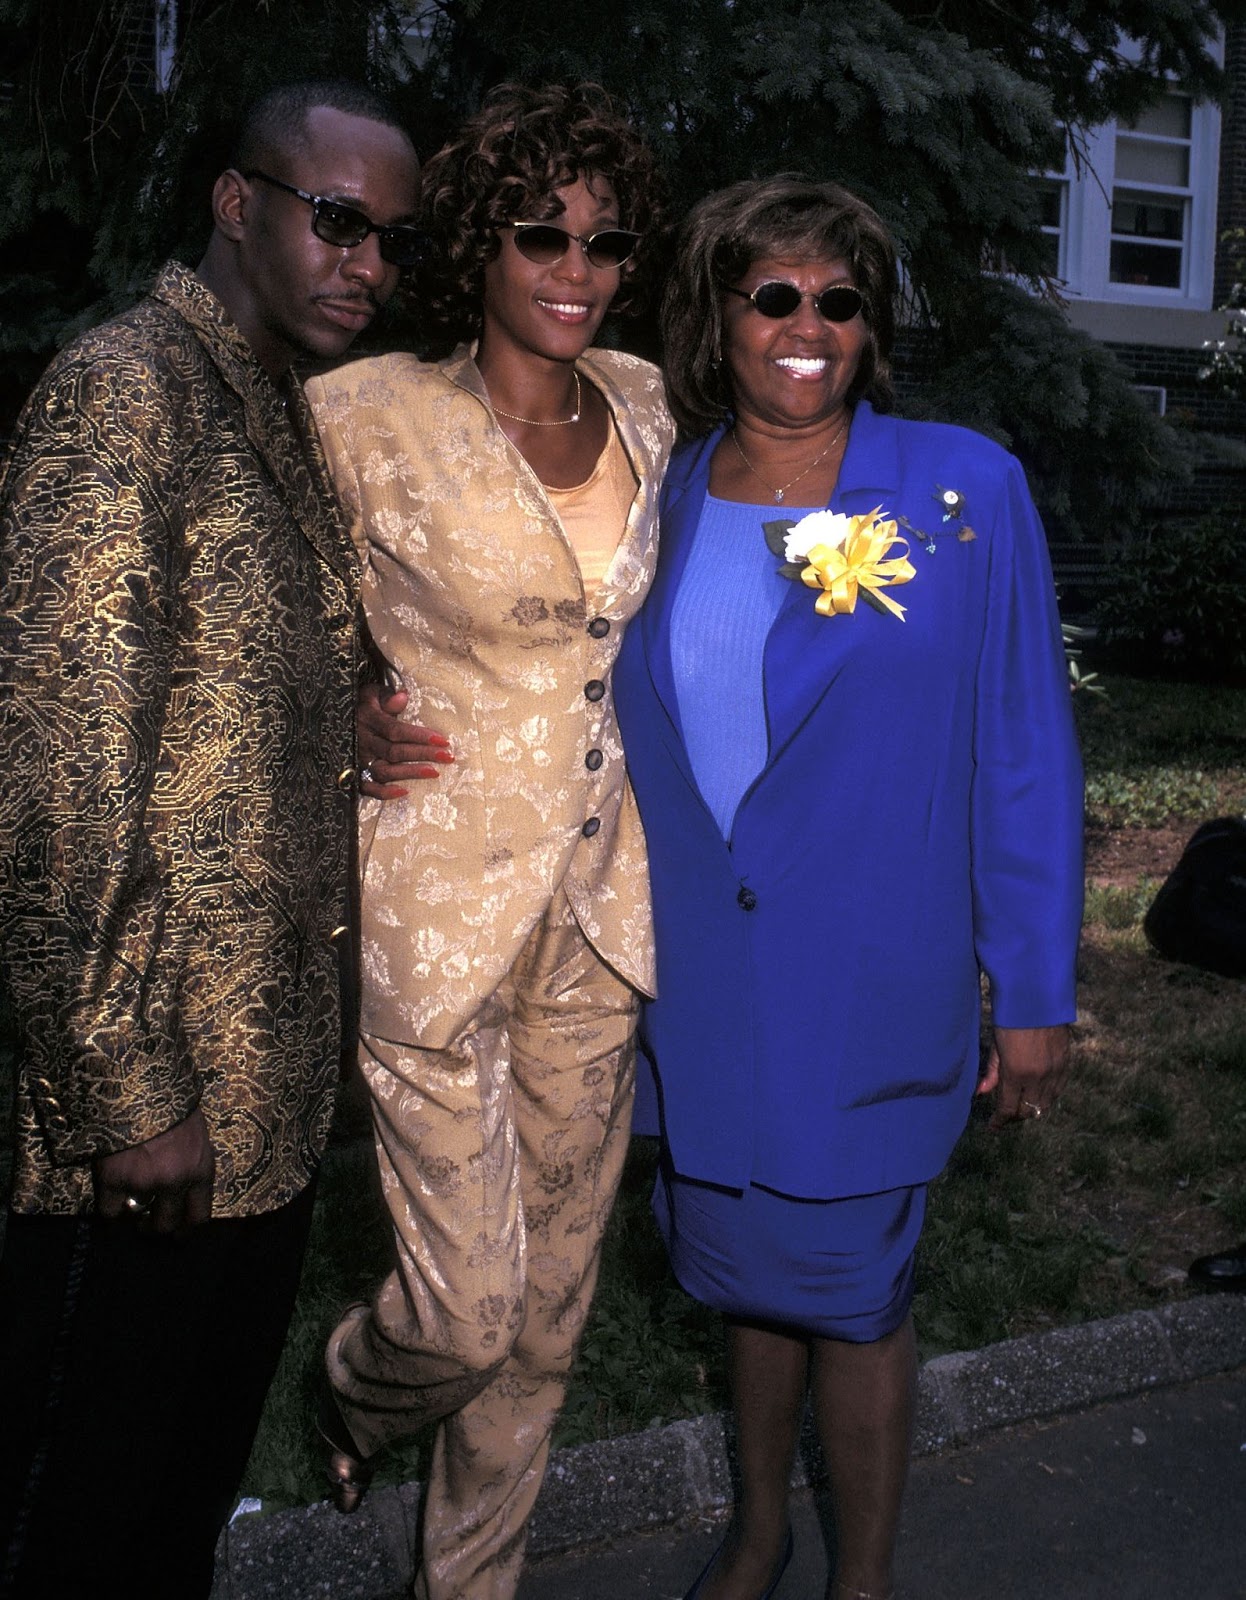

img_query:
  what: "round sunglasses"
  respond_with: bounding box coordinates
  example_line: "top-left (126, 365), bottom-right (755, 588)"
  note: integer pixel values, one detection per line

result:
top-left (721, 280), bottom-right (864, 323)
top-left (245, 170), bottom-right (426, 267)
top-left (503, 222), bottom-right (641, 271)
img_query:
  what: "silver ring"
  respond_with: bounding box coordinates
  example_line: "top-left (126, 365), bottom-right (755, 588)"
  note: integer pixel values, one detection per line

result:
top-left (1020, 1099), bottom-right (1043, 1120)
top-left (123, 1194), bottom-right (152, 1215)
top-left (358, 765), bottom-right (375, 785)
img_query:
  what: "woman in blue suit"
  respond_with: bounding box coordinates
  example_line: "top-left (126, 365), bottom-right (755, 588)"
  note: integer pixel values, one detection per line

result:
top-left (612, 176), bottom-right (1083, 1600)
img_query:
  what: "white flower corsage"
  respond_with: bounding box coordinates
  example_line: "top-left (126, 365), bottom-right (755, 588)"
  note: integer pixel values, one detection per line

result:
top-left (765, 507), bottom-right (916, 621)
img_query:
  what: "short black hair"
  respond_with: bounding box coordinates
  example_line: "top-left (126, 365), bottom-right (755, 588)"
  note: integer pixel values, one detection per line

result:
top-left (231, 79), bottom-right (412, 172)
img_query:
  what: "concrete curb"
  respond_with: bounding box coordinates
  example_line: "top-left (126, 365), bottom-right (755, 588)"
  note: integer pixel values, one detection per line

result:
top-left (212, 1293), bottom-right (1246, 1599)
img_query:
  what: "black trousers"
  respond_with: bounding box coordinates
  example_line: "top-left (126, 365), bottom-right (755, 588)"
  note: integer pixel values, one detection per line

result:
top-left (0, 1182), bottom-right (317, 1599)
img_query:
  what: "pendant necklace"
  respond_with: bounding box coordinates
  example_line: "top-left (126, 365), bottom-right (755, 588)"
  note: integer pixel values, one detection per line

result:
top-left (731, 414), bottom-right (848, 503)
top-left (490, 370), bottom-right (582, 427)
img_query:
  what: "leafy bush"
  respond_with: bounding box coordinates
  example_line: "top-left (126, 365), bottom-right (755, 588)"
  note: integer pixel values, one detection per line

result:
top-left (1094, 515), bottom-right (1246, 683)
top-left (1083, 766), bottom-right (1224, 829)
top-left (1199, 228), bottom-right (1246, 403)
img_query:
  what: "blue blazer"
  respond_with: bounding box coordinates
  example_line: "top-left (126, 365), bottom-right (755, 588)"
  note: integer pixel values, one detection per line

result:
top-left (614, 403), bottom-right (1084, 1199)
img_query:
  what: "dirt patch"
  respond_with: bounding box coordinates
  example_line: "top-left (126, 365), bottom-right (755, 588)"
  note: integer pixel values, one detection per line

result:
top-left (1085, 822), bottom-right (1193, 887)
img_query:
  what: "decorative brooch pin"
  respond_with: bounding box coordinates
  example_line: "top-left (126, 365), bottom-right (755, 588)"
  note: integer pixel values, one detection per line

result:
top-left (899, 487), bottom-right (976, 555)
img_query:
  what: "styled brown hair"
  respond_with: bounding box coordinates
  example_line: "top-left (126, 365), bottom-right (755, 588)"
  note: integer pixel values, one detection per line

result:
top-left (661, 174), bottom-right (898, 436)
top-left (415, 82), bottom-right (663, 356)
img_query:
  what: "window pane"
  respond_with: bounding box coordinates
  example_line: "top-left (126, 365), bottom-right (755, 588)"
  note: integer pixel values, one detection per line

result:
top-left (1110, 239), bottom-right (1182, 288)
top-left (1111, 190), bottom-right (1184, 241)
top-left (1037, 180), bottom-right (1063, 230)
top-left (1115, 135), bottom-right (1189, 187)
top-left (1124, 95), bottom-right (1191, 140)
top-left (1038, 232), bottom-right (1062, 276)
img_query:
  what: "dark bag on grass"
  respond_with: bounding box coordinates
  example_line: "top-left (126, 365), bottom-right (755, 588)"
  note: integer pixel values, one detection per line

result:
top-left (1143, 816), bottom-right (1246, 978)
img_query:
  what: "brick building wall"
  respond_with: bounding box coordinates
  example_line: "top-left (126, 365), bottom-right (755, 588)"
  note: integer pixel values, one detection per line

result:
top-left (1215, 21), bottom-right (1246, 308)
top-left (1070, 340), bottom-right (1245, 548)
top-left (1105, 342), bottom-right (1246, 437)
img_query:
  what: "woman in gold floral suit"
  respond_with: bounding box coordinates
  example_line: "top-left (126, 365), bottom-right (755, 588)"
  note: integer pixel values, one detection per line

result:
top-left (304, 84), bottom-right (673, 1600)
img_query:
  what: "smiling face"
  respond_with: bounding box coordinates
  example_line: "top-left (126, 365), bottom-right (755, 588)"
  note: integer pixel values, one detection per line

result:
top-left (218, 104), bottom-right (420, 374)
top-left (478, 175), bottom-right (623, 370)
top-left (720, 255), bottom-right (871, 439)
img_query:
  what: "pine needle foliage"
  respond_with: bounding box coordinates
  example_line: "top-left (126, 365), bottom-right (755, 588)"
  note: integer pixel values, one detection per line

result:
top-left (1, 0), bottom-right (1240, 531)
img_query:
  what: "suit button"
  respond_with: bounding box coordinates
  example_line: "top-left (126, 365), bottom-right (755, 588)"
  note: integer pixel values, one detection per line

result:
top-left (336, 766), bottom-right (355, 790)
top-left (584, 680), bottom-right (605, 702)
top-left (587, 616), bottom-right (610, 638)
top-left (737, 887), bottom-right (758, 911)
top-left (582, 817), bottom-right (601, 838)
top-left (585, 748), bottom-right (603, 771)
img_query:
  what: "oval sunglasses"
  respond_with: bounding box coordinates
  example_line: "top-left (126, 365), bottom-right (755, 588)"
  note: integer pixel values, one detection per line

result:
top-left (245, 170), bottom-right (426, 267)
top-left (502, 222), bottom-right (641, 271)
top-left (720, 280), bottom-right (864, 323)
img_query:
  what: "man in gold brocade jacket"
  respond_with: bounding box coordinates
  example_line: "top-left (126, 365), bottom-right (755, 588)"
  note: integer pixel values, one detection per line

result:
top-left (0, 80), bottom-right (419, 1599)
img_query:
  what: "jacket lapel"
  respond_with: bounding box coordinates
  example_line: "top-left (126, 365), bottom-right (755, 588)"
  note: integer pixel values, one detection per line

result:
top-left (153, 264), bottom-right (358, 598)
top-left (761, 403), bottom-right (902, 761)
top-left (282, 378), bottom-right (360, 594)
top-left (580, 350), bottom-right (662, 609)
top-left (640, 430), bottom-right (720, 750)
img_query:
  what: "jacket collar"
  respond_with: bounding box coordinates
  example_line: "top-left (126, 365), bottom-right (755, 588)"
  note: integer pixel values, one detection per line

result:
top-left (833, 400), bottom-right (901, 510)
top-left (440, 343), bottom-right (660, 475)
top-left (149, 261), bottom-right (358, 595)
top-left (441, 343), bottom-right (664, 604)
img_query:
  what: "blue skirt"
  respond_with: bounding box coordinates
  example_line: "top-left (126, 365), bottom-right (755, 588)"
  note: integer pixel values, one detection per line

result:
top-left (654, 1162), bottom-right (927, 1343)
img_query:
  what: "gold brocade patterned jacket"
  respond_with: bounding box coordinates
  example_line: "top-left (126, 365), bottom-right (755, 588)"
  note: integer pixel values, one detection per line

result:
top-left (0, 262), bottom-right (359, 1218)
top-left (307, 347), bottom-right (675, 1050)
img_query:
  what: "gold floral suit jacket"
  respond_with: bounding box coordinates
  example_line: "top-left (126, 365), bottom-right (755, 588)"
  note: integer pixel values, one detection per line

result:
top-left (0, 262), bottom-right (359, 1217)
top-left (307, 347), bottom-right (674, 1049)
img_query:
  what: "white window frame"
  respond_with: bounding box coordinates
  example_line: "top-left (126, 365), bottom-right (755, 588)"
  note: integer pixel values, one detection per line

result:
top-left (1044, 84), bottom-right (1222, 312)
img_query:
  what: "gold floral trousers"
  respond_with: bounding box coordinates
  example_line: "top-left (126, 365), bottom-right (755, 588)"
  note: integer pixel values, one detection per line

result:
top-left (326, 888), bottom-right (638, 1600)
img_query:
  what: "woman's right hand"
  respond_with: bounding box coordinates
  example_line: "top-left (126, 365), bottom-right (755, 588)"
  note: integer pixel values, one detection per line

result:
top-left (358, 683), bottom-right (453, 799)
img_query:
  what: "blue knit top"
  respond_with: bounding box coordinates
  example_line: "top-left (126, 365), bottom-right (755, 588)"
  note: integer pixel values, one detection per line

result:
top-left (669, 495), bottom-right (819, 840)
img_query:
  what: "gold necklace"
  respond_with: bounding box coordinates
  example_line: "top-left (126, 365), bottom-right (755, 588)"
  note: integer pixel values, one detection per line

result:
top-left (489, 370), bottom-right (582, 427)
top-left (730, 414), bottom-right (848, 503)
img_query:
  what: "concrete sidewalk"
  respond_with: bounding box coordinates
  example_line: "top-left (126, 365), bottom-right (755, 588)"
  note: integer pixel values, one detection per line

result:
top-left (212, 1294), bottom-right (1246, 1600)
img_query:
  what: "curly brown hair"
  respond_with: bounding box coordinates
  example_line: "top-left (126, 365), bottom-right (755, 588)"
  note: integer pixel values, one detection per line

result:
top-left (661, 174), bottom-right (899, 437)
top-left (414, 82), bottom-right (664, 357)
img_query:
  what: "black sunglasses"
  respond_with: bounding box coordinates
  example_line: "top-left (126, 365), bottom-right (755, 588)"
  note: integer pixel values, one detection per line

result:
top-left (245, 170), bottom-right (425, 267)
top-left (503, 222), bottom-right (641, 271)
top-left (721, 280), bottom-right (864, 323)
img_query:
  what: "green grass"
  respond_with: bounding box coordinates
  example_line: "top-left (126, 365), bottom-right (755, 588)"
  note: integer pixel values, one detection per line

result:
top-left (1077, 672), bottom-right (1246, 827)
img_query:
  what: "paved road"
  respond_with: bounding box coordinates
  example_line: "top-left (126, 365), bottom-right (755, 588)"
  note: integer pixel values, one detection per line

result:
top-left (214, 1298), bottom-right (1246, 1600)
top-left (519, 1370), bottom-right (1246, 1599)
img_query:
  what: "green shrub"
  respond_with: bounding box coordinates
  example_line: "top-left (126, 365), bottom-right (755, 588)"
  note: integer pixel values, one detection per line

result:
top-left (1094, 516), bottom-right (1246, 683)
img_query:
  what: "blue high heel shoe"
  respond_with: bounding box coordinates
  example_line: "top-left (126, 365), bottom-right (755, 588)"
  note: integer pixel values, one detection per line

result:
top-left (683, 1525), bottom-right (794, 1600)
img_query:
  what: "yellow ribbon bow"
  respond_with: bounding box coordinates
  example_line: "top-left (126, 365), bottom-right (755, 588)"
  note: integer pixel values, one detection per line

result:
top-left (800, 510), bottom-right (916, 621)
